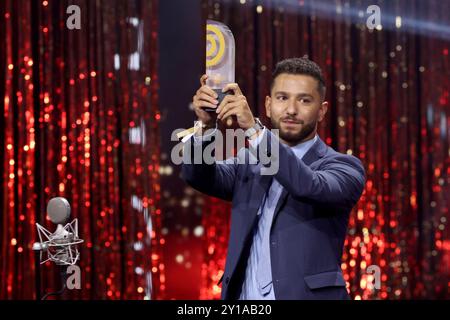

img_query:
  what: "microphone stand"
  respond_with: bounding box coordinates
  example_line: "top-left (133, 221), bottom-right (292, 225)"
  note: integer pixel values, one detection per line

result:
top-left (34, 250), bottom-right (42, 300)
top-left (41, 265), bottom-right (68, 300)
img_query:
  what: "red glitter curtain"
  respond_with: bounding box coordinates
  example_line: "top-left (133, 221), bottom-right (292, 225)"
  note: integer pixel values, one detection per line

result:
top-left (0, 0), bottom-right (165, 299)
top-left (200, 0), bottom-right (449, 299)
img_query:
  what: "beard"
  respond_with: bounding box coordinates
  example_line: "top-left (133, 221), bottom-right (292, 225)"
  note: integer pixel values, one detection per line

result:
top-left (271, 117), bottom-right (317, 145)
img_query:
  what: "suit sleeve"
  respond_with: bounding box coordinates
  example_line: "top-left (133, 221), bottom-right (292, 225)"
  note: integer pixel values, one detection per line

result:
top-left (180, 136), bottom-right (237, 202)
top-left (258, 130), bottom-right (366, 208)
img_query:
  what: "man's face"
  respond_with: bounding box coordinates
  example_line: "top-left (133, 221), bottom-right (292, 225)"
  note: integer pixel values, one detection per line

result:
top-left (265, 73), bottom-right (328, 146)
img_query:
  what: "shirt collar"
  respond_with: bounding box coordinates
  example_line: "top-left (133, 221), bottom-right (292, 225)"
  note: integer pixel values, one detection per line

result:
top-left (290, 134), bottom-right (318, 160)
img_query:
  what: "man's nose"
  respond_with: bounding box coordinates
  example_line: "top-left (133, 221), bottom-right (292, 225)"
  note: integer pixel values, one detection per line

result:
top-left (286, 99), bottom-right (297, 115)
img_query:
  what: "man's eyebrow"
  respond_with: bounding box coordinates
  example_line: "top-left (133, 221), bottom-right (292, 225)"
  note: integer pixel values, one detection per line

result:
top-left (297, 93), bottom-right (314, 98)
top-left (274, 91), bottom-right (289, 95)
top-left (274, 91), bottom-right (314, 98)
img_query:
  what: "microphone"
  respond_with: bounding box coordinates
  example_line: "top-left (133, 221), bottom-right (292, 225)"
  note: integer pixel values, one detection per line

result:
top-left (33, 197), bottom-right (84, 300)
top-left (47, 197), bottom-right (71, 225)
top-left (33, 197), bottom-right (84, 266)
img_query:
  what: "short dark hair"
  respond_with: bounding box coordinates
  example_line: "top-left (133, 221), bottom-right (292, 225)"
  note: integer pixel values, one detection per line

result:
top-left (270, 57), bottom-right (326, 100)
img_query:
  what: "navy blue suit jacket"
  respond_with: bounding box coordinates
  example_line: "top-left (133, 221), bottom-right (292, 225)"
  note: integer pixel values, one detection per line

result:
top-left (181, 131), bottom-right (365, 300)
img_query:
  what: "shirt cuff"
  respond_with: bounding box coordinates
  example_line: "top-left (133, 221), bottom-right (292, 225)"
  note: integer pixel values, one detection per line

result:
top-left (192, 127), bottom-right (217, 144)
top-left (247, 127), bottom-right (266, 149)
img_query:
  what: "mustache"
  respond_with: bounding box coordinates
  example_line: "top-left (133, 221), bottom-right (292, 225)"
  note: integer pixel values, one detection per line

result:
top-left (281, 117), bottom-right (304, 124)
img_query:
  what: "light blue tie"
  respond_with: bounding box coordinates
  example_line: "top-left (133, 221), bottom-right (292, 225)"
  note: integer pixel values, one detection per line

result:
top-left (256, 178), bottom-right (282, 296)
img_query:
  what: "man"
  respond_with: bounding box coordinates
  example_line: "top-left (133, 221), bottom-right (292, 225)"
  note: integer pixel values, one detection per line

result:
top-left (181, 57), bottom-right (365, 300)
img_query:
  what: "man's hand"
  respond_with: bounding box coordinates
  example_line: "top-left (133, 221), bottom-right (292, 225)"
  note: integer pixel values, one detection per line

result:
top-left (216, 83), bottom-right (256, 130)
top-left (192, 74), bottom-right (218, 128)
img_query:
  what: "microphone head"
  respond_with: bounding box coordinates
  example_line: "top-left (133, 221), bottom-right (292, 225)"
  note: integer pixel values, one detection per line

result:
top-left (47, 197), bottom-right (71, 225)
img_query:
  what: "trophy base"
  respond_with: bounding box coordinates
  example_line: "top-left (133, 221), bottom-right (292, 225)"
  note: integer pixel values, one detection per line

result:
top-left (202, 89), bottom-right (232, 112)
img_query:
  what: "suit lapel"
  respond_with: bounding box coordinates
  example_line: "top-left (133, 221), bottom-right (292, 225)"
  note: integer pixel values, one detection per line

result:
top-left (301, 137), bottom-right (327, 166)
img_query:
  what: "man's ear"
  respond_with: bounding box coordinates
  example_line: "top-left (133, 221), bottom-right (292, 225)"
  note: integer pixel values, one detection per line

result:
top-left (318, 101), bottom-right (328, 122)
top-left (265, 96), bottom-right (271, 118)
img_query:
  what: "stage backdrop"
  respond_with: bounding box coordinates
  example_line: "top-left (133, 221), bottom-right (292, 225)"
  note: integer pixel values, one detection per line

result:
top-left (199, 0), bottom-right (449, 299)
top-left (0, 0), bottom-right (448, 301)
top-left (0, 0), bottom-right (164, 299)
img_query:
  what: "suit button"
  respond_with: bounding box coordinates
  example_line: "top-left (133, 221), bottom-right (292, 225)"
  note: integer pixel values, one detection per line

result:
top-left (225, 277), bottom-right (230, 285)
top-left (271, 241), bottom-right (276, 246)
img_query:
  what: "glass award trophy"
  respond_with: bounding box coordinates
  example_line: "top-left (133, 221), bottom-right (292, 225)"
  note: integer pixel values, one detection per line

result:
top-left (204, 20), bottom-right (235, 111)
top-left (176, 20), bottom-right (235, 140)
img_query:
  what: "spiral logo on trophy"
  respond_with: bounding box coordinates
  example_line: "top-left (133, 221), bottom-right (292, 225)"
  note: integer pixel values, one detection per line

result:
top-left (206, 24), bottom-right (226, 68)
